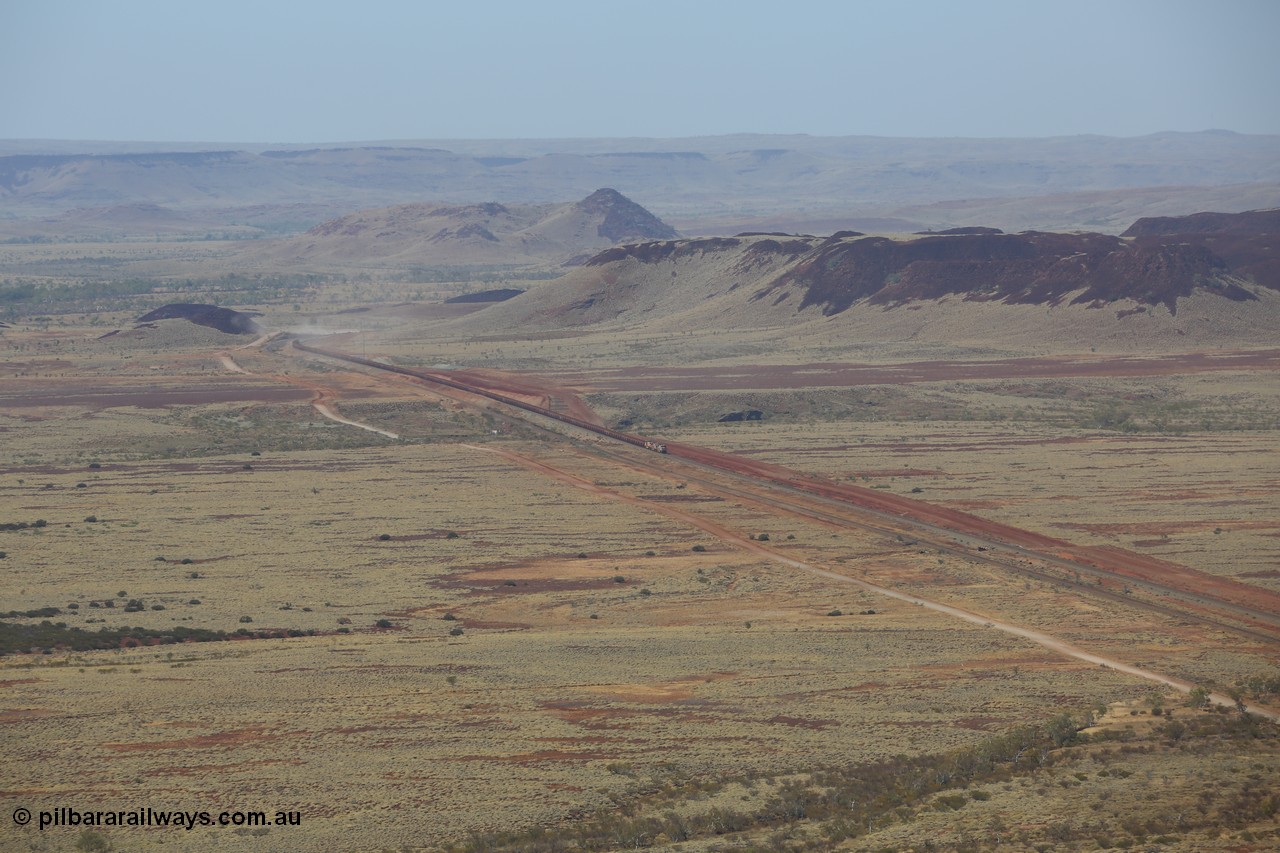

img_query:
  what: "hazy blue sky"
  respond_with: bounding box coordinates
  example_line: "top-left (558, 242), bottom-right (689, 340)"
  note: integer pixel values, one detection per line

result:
top-left (3, 0), bottom-right (1278, 142)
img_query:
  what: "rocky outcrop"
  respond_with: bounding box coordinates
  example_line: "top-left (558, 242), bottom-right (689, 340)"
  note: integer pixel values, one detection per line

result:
top-left (135, 304), bottom-right (261, 335)
top-left (1122, 209), bottom-right (1280, 237)
top-left (574, 188), bottom-right (679, 242)
top-left (754, 228), bottom-right (1253, 316)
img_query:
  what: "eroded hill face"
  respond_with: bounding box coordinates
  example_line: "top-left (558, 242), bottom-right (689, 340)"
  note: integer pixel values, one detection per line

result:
top-left (758, 230), bottom-right (1251, 316)
top-left (1120, 209), bottom-right (1280, 298)
top-left (452, 210), bottom-right (1280, 350)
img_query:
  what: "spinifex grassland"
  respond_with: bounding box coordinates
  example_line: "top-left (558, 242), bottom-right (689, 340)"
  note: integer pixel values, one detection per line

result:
top-left (2, 300), bottom-right (1278, 853)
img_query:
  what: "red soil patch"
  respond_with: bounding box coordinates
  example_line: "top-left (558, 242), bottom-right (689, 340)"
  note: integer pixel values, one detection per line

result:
top-left (146, 758), bottom-right (301, 777)
top-left (445, 367), bottom-right (604, 426)
top-left (638, 494), bottom-right (726, 502)
top-left (545, 349), bottom-right (1280, 392)
top-left (1061, 520), bottom-right (1278, 535)
top-left (0, 708), bottom-right (56, 723)
top-left (660, 438), bottom-right (1280, 623)
top-left (0, 381), bottom-right (312, 408)
top-left (0, 678), bottom-right (42, 688)
top-left (103, 725), bottom-right (297, 751)
top-left (541, 702), bottom-right (645, 730)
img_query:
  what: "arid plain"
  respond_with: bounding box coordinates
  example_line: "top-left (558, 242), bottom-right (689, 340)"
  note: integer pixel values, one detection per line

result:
top-left (3, 202), bottom-right (1280, 853)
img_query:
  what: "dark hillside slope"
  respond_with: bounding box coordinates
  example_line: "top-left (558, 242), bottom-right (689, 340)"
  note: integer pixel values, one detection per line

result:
top-left (136, 304), bottom-right (261, 335)
top-left (1122, 208), bottom-right (1280, 236)
top-left (458, 210), bottom-right (1278, 339)
top-left (1122, 209), bottom-right (1280, 292)
top-left (756, 230), bottom-right (1246, 316)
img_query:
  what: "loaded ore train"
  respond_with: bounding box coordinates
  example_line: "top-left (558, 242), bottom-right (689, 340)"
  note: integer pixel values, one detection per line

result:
top-left (291, 339), bottom-right (670, 454)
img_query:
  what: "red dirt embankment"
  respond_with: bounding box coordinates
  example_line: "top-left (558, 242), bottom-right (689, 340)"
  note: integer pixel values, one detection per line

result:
top-left (446, 368), bottom-right (605, 426)
top-left (546, 349), bottom-right (1280, 392)
top-left (663, 438), bottom-right (1280, 619)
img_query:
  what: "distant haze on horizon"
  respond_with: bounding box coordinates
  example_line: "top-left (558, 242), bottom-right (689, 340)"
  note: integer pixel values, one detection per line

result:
top-left (3, 0), bottom-right (1279, 143)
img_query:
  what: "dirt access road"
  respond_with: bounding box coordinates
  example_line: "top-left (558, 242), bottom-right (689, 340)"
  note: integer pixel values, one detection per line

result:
top-left (239, 340), bottom-right (1280, 717)
top-left (219, 349), bottom-right (400, 439)
top-left (296, 340), bottom-right (1280, 636)
top-left (469, 442), bottom-right (1280, 722)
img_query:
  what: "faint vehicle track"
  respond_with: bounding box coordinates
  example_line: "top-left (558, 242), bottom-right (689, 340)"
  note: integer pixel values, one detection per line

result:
top-left (465, 443), bottom-right (1279, 722)
top-left (218, 351), bottom-right (399, 439)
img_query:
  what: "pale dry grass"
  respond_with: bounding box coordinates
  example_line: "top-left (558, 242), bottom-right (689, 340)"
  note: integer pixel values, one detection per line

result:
top-left (664, 414), bottom-right (1280, 591)
top-left (2, 316), bottom-right (1277, 852)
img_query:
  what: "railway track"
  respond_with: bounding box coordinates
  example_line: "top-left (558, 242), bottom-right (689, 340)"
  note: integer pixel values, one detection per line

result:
top-left (581, 442), bottom-right (1280, 645)
top-left (292, 338), bottom-right (1280, 643)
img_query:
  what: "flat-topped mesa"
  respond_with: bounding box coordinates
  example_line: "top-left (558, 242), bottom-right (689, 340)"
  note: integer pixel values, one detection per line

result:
top-left (1122, 208), bottom-right (1280, 237)
top-left (759, 230), bottom-right (1243, 316)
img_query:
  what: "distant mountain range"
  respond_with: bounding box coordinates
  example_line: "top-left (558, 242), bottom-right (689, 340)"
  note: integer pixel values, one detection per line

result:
top-left (2, 132), bottom-right (1278, 235)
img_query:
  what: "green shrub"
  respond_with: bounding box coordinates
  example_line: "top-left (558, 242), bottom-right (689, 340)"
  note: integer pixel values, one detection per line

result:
top-left (75, 828), bottom-right (111, 852)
